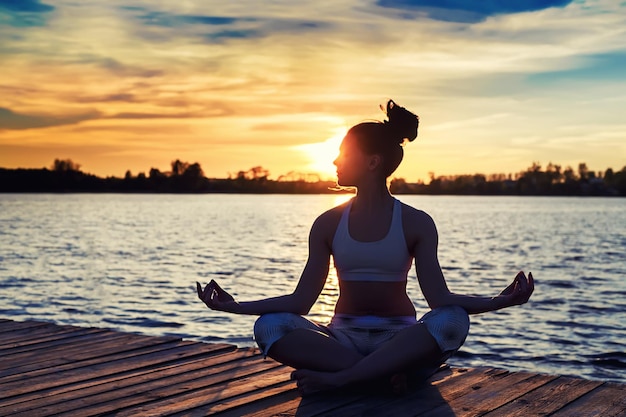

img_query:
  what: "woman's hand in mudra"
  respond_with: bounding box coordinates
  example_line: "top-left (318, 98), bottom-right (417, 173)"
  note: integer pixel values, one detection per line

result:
top-left (499, 271), bottom-right (534, 308)
top-left (197, 280), bottom-right (240, 313)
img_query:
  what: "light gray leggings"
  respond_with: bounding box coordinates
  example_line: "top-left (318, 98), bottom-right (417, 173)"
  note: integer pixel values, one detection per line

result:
top-left (254, 305), bottom-right (470, 361)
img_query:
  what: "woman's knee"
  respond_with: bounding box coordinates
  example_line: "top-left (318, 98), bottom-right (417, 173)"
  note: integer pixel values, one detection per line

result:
top-left (253, 312), bottom-right (307, 357)
top-left (253, 312), bottom-right (299, 339)
top-left (422, 305), bottom-right (470, 353)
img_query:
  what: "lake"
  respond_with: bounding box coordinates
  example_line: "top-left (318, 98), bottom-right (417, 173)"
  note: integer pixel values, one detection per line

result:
top-left (0, 193), bottom-right (624, 383)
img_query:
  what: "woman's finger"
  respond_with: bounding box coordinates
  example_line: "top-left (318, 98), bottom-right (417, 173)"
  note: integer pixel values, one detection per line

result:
top-left (203, 282), bottom-right (217, 302)
top-left (196, 282), bottom-right (204, 300)
top-left (517, 271), bottom-right (528, 292)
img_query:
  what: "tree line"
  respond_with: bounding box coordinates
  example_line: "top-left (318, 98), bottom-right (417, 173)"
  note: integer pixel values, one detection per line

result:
top-left (391, 162), bottom-right (626, 196)
top-left (0, 158), bottom-right (624, 196)
top-left (0, 159), bottom-right (342, 194)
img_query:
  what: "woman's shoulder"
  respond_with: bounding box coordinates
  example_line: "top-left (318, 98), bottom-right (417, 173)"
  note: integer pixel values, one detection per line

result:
top-left (398, 200), bottom-right (437, 229)
top-left (310, 199), bottom-right (350, 233)
top-left (306, 199), bottom-right (351, 247)
top-left (317, 199), bottom-right (350, 223)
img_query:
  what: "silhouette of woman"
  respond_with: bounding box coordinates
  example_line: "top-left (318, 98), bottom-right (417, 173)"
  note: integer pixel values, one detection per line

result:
top-left (197, 100), bottom-right (534, 395)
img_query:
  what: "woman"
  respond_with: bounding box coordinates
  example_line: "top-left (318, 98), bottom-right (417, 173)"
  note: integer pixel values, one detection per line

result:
top-left (197, 100), bottom-right (534, 395)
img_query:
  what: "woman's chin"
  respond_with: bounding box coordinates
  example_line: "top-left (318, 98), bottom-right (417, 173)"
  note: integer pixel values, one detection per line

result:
top-left (336, 178), bottom-right (348, 187)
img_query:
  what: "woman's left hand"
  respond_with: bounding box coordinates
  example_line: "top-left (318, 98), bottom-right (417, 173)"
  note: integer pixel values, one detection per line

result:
top-left (498, 271), bottom-right (534, 307)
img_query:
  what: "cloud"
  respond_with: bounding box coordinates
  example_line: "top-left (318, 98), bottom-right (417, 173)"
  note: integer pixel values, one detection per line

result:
top-left (128, 8), bottom-right (241, 28)
top-left (529, 51), bottom-right (626, 83)
top-left (83, 57), bottom-right (164, 78)
top-left (0, 107), bottom-right (100, 130)
top-left (106, 111), bottom-right (198, 120)
top-left (82, 93), bottom-right (138, 103)
top-left (121, 6), bottom-right (329, 43)
top-left (375, 0), bottom-right (574, 23)
top-left (0, 0), bottom-right (54, 27)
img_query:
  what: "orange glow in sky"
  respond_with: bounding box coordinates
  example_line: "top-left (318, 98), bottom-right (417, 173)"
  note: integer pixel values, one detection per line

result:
top-left (294, 128), bottom-right (347, 180)
top-left (1, 1), bottom-right (625, 182)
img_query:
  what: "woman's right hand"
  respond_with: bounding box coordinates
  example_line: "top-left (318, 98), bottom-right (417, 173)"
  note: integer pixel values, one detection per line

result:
top-left (197, 280), bottom-right (240, 313)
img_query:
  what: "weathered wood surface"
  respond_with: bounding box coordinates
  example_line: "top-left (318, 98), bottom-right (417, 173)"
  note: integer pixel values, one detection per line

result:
top-left (0, 319), bottom-right (624, 416)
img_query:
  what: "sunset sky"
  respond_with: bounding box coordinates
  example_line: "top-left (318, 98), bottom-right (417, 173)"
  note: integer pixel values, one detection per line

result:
top-left (1, 0), bottom-right (625, 182)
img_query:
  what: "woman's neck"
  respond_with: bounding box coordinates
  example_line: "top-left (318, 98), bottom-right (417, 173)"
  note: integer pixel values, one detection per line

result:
top-left (353, 181), bottom-right (394, 212)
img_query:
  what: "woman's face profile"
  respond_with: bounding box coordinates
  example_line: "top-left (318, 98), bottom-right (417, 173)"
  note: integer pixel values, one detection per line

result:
top-left (333, 135), bottom-right (370, 186)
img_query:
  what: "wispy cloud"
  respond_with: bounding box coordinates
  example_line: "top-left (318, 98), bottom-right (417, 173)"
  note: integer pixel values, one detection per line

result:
top-left (0, 107), bottom-right (100, 130)
top-left (121, 6), bottom-right (329, 44)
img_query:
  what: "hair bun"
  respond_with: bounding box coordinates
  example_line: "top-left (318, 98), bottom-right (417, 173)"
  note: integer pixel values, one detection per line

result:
top-left (382, 100), bottom-right (419, 144)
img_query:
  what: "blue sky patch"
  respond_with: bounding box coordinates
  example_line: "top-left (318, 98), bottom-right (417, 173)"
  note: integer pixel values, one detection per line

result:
top-left (0, 0), bottom-right (54, 13)
top-left (0, 0), bottom-right (54, 27)
top-left (376, 0), bottom-right (574, 22)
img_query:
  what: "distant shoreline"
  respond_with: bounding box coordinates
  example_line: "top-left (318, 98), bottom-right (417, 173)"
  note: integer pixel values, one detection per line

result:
top-left (2, 164), bottom-right (625, 197)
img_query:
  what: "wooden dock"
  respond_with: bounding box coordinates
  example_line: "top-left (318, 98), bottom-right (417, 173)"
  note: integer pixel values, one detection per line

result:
top-left (1, 318), bottom-right (624, 417)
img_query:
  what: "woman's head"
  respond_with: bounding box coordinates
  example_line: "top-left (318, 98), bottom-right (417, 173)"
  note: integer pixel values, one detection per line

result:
top-left (336, 100), bottom-right (419, 181)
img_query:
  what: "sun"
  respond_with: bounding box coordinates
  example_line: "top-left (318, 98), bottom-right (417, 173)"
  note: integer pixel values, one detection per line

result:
top-left (294, 128), bottom-right (347, 180)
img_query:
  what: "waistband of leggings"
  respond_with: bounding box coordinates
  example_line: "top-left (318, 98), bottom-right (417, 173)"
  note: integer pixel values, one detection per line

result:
top-left (330, 314), bottom-right (417, 329)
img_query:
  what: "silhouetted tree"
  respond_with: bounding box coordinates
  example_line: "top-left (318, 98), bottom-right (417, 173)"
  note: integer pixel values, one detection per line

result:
top-left (578, 163), bottom-right (589, 181)
top-left (171, 159), bottom-right (189, 177)
top-left (52, 158), bottom-right (81, 172)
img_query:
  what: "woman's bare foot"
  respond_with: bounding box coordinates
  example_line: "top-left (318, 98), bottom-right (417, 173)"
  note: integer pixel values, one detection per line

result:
top-left (389, 373), bottom-right (409, 396)
top-left (292, 369), bottom-right (411, 396)
top-left (291, 369), bottom-right (347, 395)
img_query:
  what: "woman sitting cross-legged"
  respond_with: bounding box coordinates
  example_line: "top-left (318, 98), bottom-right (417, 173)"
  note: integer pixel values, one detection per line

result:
top-left (197, 100), bottom-right (534, 395)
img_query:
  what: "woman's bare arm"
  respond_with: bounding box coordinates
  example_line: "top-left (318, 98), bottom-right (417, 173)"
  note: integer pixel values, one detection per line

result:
top-left (410, 209), bottom-right (534, 314)
top-left (197, 212), bottom-right (335, 315)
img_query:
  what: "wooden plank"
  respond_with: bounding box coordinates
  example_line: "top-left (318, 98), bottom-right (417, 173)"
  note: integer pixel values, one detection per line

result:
top-left (49, 362), bottom-right (295, 417)
top-left (0, 332), bottom-right (163, 370)
top-left (421, 371), bottom-right (558, 416)
top-left (2, 331), bottom-right (137, 364)
top-left (329, 367), bottom-right (511, 417)
top-left (229, 367), bottom-right (491, 417)
top-left (0, 324), bottom-right (70, 345)
top-left (0, 340), bottom-right (234, 389)
top-left (0, 345), bottom-right (251, 410)
top-left (550, 382), bottom-right (626, 417)
top-left (208, 386), bottom-right (303, 417)
top-left (481, 375), bottom-right (604, 416)
top-left (0, 327), bottom-right (118, 355)
top-left (0, 320), bottom-right (51, 332)
top-left (0, 338), bottom-right (213, 384)
top-left (0, 328), bottom-right (104, 355)
top-left (0, 323), bottom-right (102, 347)
top-left (291, 367), bottom-right (505, 417)
top-left (183, 380), bottom-right (298, 417)
top-left (2, 349), bottom-right (277, 416)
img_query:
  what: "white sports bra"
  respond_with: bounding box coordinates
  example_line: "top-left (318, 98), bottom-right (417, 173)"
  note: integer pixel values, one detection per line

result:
top-left (332, 198), bottom-right (413, 282)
